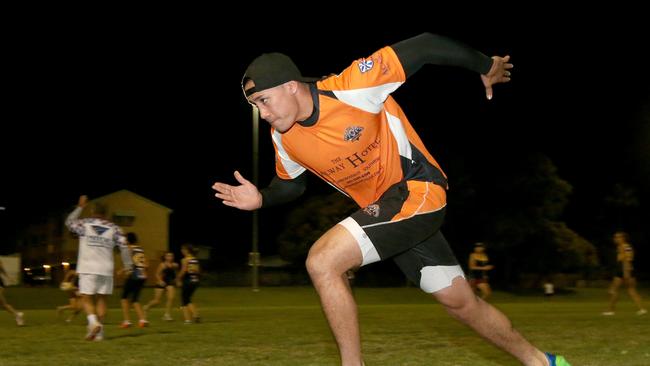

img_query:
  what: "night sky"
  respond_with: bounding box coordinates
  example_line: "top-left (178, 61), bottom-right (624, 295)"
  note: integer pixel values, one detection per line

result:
top-left (2, 14), bottom-right (648, 266)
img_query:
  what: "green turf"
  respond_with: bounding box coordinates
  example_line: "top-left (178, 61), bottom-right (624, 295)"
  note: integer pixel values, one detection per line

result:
top-left (0, 287), bottom-right (648, 365)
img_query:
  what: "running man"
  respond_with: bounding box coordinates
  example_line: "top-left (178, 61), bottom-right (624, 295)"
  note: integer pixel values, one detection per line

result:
top-left (66, 195), bottom-right (132, 341)
top-left (213, 33), bottom-right (570, 365)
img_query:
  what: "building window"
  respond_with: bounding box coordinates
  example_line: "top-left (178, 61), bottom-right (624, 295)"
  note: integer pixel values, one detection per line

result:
top-left (112, 211), bottom-right (136, 227)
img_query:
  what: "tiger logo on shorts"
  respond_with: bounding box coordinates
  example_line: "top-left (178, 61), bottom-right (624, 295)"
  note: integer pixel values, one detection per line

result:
top-left (363, 204), bottom-right (380, 217)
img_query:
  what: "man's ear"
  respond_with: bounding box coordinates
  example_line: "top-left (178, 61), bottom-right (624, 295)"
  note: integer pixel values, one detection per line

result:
top-left (285, 80), bottom-right (298, 94)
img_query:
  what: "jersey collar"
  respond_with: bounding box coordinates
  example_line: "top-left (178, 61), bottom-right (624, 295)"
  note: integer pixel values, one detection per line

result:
top-left (298, 83), bottom-right (320, 127)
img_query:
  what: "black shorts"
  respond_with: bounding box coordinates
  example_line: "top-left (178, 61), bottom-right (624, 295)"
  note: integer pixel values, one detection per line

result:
top-left (471, 270), bottom-right (488, 281)
top-left (121, 278), bottom-right (145, 302)
top-left (339, 180), bottom-right (463, 293)
top-left (181, 280), bottom-right (198, 306)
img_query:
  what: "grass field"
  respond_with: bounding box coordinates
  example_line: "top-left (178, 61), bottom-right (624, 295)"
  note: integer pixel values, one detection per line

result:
top-left (0, 286), bottom-right (649, 365)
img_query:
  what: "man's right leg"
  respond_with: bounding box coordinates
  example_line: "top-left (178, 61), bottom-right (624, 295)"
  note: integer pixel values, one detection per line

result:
top-left (81, 294), bottom-right (96, 316)
top-left (79, 274), bottom-right (103, 340)
top-left (79, 274), bottom-right (97, 317)
top-left (306, 224), bottom-right (364, 366)
top-left (92, 275), bottom-right (115, 341)
top-left (81, 294), bottom-right (102, 340)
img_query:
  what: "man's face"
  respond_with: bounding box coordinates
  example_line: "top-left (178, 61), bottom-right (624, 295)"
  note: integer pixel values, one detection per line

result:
top-left (244, 80), bottom-right (298, 133)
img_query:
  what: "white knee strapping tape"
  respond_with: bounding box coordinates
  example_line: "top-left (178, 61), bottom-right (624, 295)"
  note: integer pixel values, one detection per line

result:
top-left (420, 265), bottom-right (465, 293)
top-left (339, 217), bottom-right (381, 266)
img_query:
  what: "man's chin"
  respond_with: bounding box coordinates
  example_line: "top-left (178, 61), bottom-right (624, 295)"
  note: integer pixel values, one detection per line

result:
top-left (273, 121), bottom-right (295, 134)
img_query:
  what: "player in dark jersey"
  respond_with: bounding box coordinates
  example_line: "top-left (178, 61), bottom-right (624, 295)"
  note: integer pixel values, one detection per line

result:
top-left (0, 259), bottom-right (24, 326)
top-left (143, 251), bottom-right (178, 321)
top-left (214, 33), bottom-right (570, 366)
top-left (120, 233), bottom-right (149, 328)
top-left (603, 231), bottom-right (646, 316)
top-left (468, 242), bottom-right (494, 300)
top-left (177, 244), bottom-right (200, 324)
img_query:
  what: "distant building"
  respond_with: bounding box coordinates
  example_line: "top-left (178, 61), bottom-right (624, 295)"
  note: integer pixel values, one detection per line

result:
top-left (0, 254), bottom-right (21, 286)
top-left (19, 190), bottom-right (172, 285)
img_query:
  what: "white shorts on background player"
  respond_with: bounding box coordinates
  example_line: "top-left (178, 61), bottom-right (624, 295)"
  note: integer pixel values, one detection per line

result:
top-left (79, 274), bottom-right (114, 295)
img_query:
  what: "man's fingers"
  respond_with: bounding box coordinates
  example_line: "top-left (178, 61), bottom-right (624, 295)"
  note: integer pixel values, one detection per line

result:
top-left (212, 183), bottom-right (233, 193)
top-left (234, 170), bottom-right (250, 185)
top-left (221, 200), bottom-right (238, 208)
top-left (214, 193), bottom-right (230, 200)
top-left (486, 86), bottom-right (493, 100)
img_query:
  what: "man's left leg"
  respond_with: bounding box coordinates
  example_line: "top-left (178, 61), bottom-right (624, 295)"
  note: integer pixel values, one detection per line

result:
top-left (393, 232), bottom-right (568, 366)
top-left (91, 275), bottom-right (113, 340)
top-left (434, 276), bottom-right (548, 366)
top-left (95, 275), bottom-right (113, 322)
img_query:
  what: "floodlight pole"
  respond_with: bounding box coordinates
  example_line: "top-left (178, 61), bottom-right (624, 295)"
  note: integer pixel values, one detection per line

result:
top-left (251, 105), bottom-right (260, 292)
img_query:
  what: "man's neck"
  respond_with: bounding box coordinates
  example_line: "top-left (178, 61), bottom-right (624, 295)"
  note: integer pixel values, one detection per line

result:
top-left (296, 82), bottom-right (315, 122)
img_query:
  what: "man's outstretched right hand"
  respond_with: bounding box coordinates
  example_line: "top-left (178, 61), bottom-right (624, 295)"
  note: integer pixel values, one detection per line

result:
top-left (212, 171), bottom-right (263, 211)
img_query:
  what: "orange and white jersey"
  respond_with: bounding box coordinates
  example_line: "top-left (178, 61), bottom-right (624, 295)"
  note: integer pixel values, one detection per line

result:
top-left (271, 46), bottom-right (447, 208)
